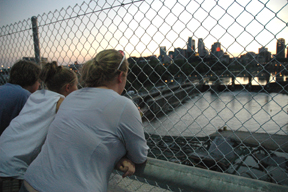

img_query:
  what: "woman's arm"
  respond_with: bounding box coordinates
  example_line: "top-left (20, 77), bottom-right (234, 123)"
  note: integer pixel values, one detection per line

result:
top-left (117, 100), bottom-right (149, 165)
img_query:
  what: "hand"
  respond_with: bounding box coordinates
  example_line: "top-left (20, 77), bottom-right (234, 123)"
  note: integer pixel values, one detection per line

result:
top-left (116, 157), bottom-right (135, 178)
top-left (137, 106), bottom-right (143, 117)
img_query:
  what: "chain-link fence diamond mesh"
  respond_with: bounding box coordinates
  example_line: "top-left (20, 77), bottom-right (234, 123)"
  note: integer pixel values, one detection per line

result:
top-left (1, 0), bottom-right (288, 191)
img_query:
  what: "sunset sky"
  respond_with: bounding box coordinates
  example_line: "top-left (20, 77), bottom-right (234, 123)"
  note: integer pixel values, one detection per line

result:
top-left (0, 0), bottom-right (287, 66)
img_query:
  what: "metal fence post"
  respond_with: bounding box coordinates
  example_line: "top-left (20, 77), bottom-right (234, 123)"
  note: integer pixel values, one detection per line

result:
top-left (31, 16), bottom-right (40, 65)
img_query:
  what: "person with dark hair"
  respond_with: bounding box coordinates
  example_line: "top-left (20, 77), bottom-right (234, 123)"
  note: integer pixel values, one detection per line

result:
top-left (0, 61), bottom-right (78, 183)
top-left (23, 50), bottom-right (149, 192)
top-left (0, 60), bottom-right (41, 135)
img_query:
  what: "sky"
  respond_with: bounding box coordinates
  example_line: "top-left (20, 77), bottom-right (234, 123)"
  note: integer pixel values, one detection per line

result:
top-left (0, 0), bottom-right (288, 66)
top-left (0, 0), bottom-right (85, 26)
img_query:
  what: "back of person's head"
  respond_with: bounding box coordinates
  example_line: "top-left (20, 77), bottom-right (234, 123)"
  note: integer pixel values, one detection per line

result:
top-left (81, 49), bottom-right (129, 87)
top-left (8, 60), bottom-right (41, 87)
top-left (40, 61), bottom-right (77, 93)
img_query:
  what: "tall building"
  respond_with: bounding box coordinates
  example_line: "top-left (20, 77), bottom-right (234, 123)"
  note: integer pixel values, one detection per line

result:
top-left (187, 37), bottom-right (195, 58)
top-left (160, 46), bottom-right (166, 56)
top-left (276, 38), bottom-right (285, 59)
top-left (168, 51), bottom-right (174, 59)
top-left (211, 42), bottom-right (223, 58)
top-left (159, 46), bottom-right (173, 63)
top-left (174, 48), bottom-right (185, 60)
top-left (159, 46), bottom-right (167, 62)
top-left (187, 37), bottom-right (195, 53)
top-left (198, 38), bottom-right (205, 57)
top-left (211, 42), bottom-right (221, 54)
top-left (258, 46), bottom-right (271, 63)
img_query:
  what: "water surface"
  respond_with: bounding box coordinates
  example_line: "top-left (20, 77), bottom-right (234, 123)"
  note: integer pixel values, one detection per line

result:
top-left (144, 91), bottom-right (288, 137)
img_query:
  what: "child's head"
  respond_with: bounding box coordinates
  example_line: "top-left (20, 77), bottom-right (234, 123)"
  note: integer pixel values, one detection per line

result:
top-left (8, 60), bottom-right (41, 93)
top-left (40, 61), bottom-right (78, 96)
top-left (81, 49), bottom-right (129, 87)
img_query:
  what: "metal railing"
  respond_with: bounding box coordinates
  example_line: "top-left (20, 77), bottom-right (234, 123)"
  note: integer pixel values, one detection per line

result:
top-left (1, 0), bottom-right (288, 191)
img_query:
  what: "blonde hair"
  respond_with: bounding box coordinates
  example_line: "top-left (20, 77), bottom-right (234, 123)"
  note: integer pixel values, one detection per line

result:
top-left (81, 49), bottom-right (129, 87)
top-left (40, 61), bottom-right (77, 93)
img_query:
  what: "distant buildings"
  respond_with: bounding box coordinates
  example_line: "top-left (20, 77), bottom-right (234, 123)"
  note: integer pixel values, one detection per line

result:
top-left (159, 46), bottom-right (166, 60)
top-left (276, 38), bottom-right (285, 59)
top-left (174, 47), bottom-right (186, 60)
top-left (240, 52), bottom-right (257, 65)
top-left (239, 47), bottom-right (273, 66)
top-left (211, 42), bottom-right (224, 59)
top-left (187, 37), bottom-right (195, 57)
top-left (258, 46), bottom-right (271, 63)
top-left (159, 46), bottom-right (172, 62)
top-left (198, 38), bottom-right (207, 57)
top-left (158, 36), bottom-right (286, 65)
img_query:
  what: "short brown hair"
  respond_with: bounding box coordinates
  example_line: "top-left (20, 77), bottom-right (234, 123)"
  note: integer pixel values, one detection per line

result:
top-left (81, 49), bottom-right (129, 87)
top-left (9, 60), bottom-right (41, 87)
top-left (40, 61), bottom-right (77, 93)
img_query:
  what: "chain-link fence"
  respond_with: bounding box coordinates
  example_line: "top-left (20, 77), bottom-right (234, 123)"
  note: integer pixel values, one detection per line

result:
top-left (1, 0), bottom-right (288, 191)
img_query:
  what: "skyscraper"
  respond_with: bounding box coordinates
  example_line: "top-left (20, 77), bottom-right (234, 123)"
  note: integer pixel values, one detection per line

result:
top-left (187, 37), bottom-right (195, 53)
top-left (160, 46), bottom-right (166, 56)
top-left (159, 46), bottom-right (167, 61)
top-left (198, 38), bottom-right (205, 57)
top-left (211, 42), bottom-right (221, 54)
top-left (159, 46), bottom-right (173, 63)
top-left (276, 38), bottom-right (285, 59)
top-left (211, 42), bottom-right (223, 58)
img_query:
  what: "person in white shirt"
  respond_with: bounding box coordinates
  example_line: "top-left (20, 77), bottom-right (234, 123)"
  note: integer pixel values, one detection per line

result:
top-left (0, 62), bottom-right (78, 183)
top-left (23, 49), bottom-right (149, 192)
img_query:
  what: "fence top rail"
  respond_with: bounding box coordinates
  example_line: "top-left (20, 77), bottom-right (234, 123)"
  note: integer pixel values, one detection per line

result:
top-left (135, 157), bottom-right (288, 192)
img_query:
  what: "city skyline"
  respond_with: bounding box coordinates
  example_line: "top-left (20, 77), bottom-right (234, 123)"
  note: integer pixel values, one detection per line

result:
top-left (158, 36), bottom-right (287, 62)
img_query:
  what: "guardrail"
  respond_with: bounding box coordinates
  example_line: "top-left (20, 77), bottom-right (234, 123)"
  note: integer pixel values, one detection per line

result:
top-left (134, 157), bottom-right (288, 192)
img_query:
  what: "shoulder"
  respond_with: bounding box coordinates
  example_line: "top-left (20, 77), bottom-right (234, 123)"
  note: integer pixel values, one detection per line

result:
top-left (116, 95), bottom-right (140, 119)
top-left (31, 90), bottom-right (64, 99)
top-left (1, 83), bottom-right (30, 93)
top-left (0, 83), bottom-right (30, 100)
top-left (27, 90), bottom-right (64, 107)
top-left (115, 94), bottom-right (136, 108)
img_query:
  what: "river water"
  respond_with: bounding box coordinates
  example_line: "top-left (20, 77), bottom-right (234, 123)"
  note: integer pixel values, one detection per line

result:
top-left (143, 90), bottom-right (288, 137)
